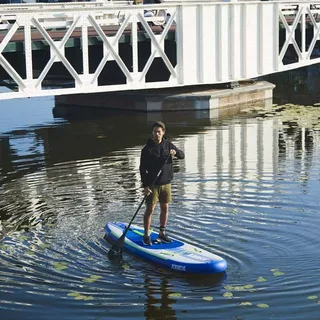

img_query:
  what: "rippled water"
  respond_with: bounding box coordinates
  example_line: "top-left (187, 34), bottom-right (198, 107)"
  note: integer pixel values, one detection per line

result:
top-left (1, 97), bottom-right (320, 319)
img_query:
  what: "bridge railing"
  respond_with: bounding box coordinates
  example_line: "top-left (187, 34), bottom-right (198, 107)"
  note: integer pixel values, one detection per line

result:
top-left (0, 1), bottom-right (319, 100)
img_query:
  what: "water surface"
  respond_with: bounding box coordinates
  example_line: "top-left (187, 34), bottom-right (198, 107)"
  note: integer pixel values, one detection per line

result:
top-left (0, 97), bottom-right (320, 319)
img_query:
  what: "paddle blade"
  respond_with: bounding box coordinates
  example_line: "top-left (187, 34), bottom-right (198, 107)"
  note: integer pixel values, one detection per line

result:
top-left (107, 233), bottom-right (125, 260)
top-left (107, 246), bottom-right (122, 260)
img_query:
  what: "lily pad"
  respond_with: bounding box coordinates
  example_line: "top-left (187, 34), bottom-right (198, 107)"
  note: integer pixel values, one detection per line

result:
top-left (203, 296), bottom-right (213, 301)
top-left (53, 262), bottom-right (69, 271)
top-left (67, 292), bottom-right (94, 301)
top-left (168, 293), bottom-right (182, 298)
top-left (257, 303), bottom-right (269, 308)
top-left (256, 276), bottom-right (267, 282)
top-left (223, 292), bottom-right (233, 298)
top-left (82, 275), bottom-right (102, 283)
top-left (239, 301), bottom-right (252, 306)
top-left (67, 292), bottom-right (80, 297)
top-left (270, 268), bottom-right (284, 276)
top-left (224, 284), bottom-right (254, 291)
top-left (243, 284), bottom-right (254, 289)
top-left (307, 295), bottom-right (318, 300)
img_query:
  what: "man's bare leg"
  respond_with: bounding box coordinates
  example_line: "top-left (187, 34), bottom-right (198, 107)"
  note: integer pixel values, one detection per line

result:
top-left (144, 203), bottom-right (156, 237)
top-left (159, 202), bottom-right (169, 236)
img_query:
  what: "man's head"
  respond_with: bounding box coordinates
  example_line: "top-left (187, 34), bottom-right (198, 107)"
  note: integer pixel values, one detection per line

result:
top-left (152, 121), bottom-right (166, 143)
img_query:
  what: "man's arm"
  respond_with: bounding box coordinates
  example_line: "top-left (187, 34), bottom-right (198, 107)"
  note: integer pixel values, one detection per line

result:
top-left (139, 149), bottom-right (149, 187)
top-left (169, 142), bottom-right (185, 159)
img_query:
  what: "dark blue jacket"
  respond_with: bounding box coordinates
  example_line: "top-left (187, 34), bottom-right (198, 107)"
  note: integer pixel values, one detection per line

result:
top-left (139, 138), bottom-right (184, 187)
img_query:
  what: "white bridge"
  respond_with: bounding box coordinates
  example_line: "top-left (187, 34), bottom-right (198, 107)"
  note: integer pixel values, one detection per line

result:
top-left (0, 0), bottom-right (319, 100)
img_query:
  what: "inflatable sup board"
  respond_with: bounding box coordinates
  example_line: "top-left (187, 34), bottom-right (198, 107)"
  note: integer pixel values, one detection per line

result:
top-left (105, 222), bottom-right (227, 274)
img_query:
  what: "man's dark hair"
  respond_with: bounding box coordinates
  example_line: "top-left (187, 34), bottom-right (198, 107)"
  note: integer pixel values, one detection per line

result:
top-left (152, 121), bottom-right (166, 130)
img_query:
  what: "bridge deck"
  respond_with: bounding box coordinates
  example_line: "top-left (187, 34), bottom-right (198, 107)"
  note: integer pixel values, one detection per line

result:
top-left (0, 1), bottom-right (319, 100)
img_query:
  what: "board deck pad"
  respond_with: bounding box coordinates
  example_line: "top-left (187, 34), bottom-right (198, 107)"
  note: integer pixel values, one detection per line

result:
top-left (105, 222), bottom-right (227, 274)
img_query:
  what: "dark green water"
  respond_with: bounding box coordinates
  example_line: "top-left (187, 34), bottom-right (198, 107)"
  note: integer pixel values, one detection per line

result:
top-left (0, 96), bottom-right (320, 319)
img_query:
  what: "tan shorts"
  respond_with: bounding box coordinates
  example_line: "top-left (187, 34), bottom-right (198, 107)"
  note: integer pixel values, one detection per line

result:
top-left (146, 184), bottom-right (172, 205)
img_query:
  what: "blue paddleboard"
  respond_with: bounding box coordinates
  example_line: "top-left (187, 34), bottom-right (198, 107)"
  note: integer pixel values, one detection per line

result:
top-left (104, 222), bottom-right (227, 274)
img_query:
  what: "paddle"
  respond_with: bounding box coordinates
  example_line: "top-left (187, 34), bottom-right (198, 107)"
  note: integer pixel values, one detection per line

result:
top-left (107, 155), bottom-right (170, 260)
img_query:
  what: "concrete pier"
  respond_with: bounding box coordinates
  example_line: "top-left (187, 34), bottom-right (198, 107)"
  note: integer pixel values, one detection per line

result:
top-left (55, 81), bottom-right (275, 116)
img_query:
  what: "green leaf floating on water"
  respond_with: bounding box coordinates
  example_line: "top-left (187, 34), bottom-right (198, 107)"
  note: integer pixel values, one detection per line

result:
top-left (239, 302), bottom-right (252, 306)
top-left (257, 304), bottom-right (269, 308)
top-left (168, 293), bottom-right (182, 298)
top-left (307, 295), bottom-right (318, 300)
top-left (203, 296), bottom-right (213, 301)
top-left (223, 292), bottom-right (233, 298)
top-left (224, 284), bottom-right (254, 291)
top-left (244, 284), bottom-right (254, 289)
top-left (270, 268), bottom-right (284, 276)
top-left (53, 262), bottom-right (69, 271)
top-left (257, 276), bottom-right (267, 282)
top-left (75, 295), bottom-right (93, 300)
top-left (67, 292), bottom-right (94, 301)
top-left (67, 292), bottom-right (80, 297)
top-left (82, 275), bottom-right (102, 283)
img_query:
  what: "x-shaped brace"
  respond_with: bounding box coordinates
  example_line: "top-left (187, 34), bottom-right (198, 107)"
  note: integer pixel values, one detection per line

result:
top-left (0, 22), bottom-right (26, 90)
top-left (306, 6), bottom-right (320, 59)
top-left (89, 14), bottom-right (133, 84)
top-left (279, 5), bottom-right (304, 62)
top-left (32, 15), bottom-right (82, 88)
top-left (138, 10), bottom-right (177, 82)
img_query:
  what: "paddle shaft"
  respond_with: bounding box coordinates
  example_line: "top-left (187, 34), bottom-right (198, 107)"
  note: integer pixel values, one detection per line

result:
top-left (110, 155), bottom-right (170, 251)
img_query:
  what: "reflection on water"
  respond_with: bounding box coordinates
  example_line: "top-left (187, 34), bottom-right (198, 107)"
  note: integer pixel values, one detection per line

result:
top-left (0, 96), bottom-right (320, 319)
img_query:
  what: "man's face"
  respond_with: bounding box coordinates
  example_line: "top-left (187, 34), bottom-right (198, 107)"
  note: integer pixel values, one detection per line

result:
top-left (152, 126), bottom-right (165, 143)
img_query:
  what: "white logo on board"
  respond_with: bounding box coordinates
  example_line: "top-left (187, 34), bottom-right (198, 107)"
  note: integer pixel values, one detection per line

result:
top-left (171, 264), bottom-right (186, 272)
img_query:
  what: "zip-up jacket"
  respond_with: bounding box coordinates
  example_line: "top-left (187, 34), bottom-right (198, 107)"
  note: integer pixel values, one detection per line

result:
top-left (139, 138), bottom-right (185, 187)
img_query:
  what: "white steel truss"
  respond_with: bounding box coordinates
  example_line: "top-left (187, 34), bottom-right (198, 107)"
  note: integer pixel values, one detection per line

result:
top-left (0, 1), bottom-right (318, 100)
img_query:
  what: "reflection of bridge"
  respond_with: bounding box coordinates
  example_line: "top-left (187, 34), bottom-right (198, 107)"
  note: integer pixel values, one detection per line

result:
top-left (0, 1), bottom-right (319, 100)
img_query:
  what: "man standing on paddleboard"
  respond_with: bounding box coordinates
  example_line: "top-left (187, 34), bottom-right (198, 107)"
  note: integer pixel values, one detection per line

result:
top-left (140, 121), bottom-right (185, 246)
